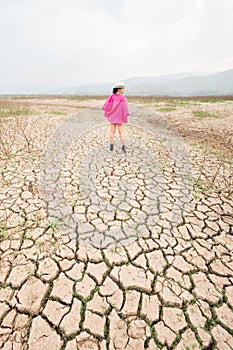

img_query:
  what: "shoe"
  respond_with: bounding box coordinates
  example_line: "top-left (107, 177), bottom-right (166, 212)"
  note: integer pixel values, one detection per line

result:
top-left (122, 145), bottom-right (126, 153)
top-left (110, 143), bottom-right (114, 151)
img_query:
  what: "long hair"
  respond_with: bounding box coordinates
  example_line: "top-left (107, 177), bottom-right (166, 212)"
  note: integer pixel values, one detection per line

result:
top-left (112, 87), bottom-right (119, 94)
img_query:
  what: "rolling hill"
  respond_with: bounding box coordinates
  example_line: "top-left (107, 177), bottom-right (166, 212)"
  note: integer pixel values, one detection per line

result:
top-left (51, 68), bottom-right (233, 96)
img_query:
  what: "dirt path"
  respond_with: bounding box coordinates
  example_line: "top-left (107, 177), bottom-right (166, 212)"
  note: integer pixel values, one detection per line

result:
top-left (0, 98), bottom-right (232, 349)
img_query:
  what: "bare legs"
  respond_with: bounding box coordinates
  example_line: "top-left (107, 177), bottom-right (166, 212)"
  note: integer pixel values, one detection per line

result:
top-left (110, 123), bottom-right (125, 145)
top-left (118, 124), bottom-right (125, 145)
top-left (110, 123), bottom-right (116, 144)
top-left (109, 123), bottom-right (126, 152)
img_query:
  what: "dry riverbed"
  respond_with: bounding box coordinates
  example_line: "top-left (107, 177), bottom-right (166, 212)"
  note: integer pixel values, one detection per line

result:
top-left (0, 96), bottom-right (232, 349)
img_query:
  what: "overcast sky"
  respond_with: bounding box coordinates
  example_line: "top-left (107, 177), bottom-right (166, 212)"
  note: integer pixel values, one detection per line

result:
top-left (1, 0), bottom-right (233, 93)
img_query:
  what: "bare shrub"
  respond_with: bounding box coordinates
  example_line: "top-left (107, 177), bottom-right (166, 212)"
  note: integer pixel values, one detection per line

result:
top-left (0, 100), bottom-right (35, 158)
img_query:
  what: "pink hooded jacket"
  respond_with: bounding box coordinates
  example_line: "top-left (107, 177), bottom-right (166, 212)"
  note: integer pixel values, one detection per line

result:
top-left (102, 93), bottom-right (129, 124)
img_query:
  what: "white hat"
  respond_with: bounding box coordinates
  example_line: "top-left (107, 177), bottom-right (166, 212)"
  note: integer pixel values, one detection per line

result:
top-left (113, 81), bottom-right (125, 88)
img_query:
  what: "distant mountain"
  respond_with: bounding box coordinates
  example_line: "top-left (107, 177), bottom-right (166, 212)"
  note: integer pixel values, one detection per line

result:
top-left (50, 69), bottom-right (233, 96)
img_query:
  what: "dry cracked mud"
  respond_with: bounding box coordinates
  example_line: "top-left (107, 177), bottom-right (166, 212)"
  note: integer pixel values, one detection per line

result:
top-left (0, 97), bottom-right (232, 349)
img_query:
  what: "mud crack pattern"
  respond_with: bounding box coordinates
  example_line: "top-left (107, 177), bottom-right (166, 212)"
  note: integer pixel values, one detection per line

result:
top-left (0, 102), bottom-right (232, 350)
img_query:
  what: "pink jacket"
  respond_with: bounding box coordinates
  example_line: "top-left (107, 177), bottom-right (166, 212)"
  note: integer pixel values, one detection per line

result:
top-left (102, 94), bottom-right (129, 124)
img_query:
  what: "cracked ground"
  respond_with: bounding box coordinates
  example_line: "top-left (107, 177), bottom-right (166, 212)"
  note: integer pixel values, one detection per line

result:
top-left (0, 96), bottom-right (232, 349)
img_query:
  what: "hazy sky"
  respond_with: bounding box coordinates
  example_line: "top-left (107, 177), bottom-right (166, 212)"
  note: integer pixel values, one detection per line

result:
top-left (1, 0), bottom-right (233, 93)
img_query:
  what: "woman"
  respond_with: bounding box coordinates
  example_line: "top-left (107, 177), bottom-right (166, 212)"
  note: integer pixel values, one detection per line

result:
top-left (102, 81), bottom-right (129, 153)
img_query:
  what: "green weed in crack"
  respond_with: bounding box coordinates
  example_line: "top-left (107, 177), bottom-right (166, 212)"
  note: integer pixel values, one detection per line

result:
top-left (0, 225), bottom-right (8, 241)
top-left (144, 337), bottom-right (151, 348)
top-left (78, 302), bottom-right (86, 330)
top-left (171, 333), bottom-right (183, 349)
top-left (205, 318), bottom-right (217, 332)
top-left (183, 309), bottom-right (204, 348)
top-left (48, 221), bottom-right (60, 231)
top-left (101, 251), bottom-right (111, 269)
top-left (104, 315), bottom-right (111, 348)
top-left (147, 323), bottom-right (164, 349)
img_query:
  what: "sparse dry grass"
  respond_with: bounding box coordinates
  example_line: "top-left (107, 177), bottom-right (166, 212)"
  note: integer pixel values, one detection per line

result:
top-left (0, 96), bottom-right (232, 198)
